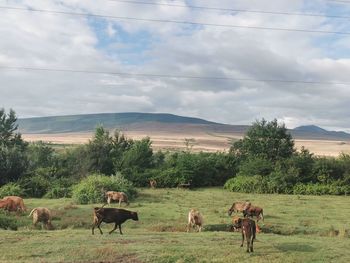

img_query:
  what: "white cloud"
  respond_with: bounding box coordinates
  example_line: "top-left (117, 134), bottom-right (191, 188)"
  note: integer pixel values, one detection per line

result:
top-left (0, 0), bottom-right (350, 131)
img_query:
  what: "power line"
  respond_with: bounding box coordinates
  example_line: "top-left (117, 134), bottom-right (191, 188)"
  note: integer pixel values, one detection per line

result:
top-left (0, 6), bottom-right (349, 35)
top-left (1, 66), bottom-right (349, 86)
top-left (108, 0), bottom-right (350, 19)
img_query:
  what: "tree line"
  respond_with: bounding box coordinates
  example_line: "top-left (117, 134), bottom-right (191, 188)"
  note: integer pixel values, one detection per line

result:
top-left (1, 108), bottom-right (350, 198)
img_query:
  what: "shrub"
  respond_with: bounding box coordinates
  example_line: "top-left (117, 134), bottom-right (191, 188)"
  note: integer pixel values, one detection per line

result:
top-left (72, 173), bottom-right (137, 204)
top-left (224, 175), bottom-right (268, 194)
top-left (0, 183), bottom-right (24, 198)
top-left (0, 211), bottom-right (18, 230)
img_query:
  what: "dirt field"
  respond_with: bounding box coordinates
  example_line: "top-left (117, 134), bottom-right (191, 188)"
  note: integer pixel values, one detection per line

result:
top-left (22, 131), bottom-right (350, 156)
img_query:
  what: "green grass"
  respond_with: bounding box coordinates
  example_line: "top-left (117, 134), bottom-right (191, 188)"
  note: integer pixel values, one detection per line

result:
top-left (1, 188), bottom-right (350, 262)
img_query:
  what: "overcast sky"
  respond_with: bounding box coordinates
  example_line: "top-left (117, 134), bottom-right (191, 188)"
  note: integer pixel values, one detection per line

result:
top-left (1, 0), bottom-right (350, 131)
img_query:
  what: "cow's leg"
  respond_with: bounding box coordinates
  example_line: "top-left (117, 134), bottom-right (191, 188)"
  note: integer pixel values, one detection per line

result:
top-left (246, 236), bottom-right (250, 252)
top-left (97, 219), bottom-right (103, 235)
top-left (118, 224), bottom-right (123, 235)
top-left (109, 223), bottom-right (118, 234)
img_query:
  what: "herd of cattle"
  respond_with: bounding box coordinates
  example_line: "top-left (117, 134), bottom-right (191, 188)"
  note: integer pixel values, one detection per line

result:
top-left (0, 188), bottom-right (264, 253)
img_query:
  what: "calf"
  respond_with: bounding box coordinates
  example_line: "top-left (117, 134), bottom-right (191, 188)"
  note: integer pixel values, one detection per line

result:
top-left (232, 217), bottom-right (256, 253)
top-left (228, 201), bottom-right (251, 216)
top-left (149, 179), bottom-right (157, 188)
top-left (92, 207), bottom-right (138, 235)
top-left (243, 205), bottom-right (264, 222)
top-left (29, 207), bottom-right (54, 230)
top-left (187, 209), bottom-right (204, 232)
top-left (3, 196), bottom-right (26, 212)
top-left (105, 191), bottom-right (129, 207)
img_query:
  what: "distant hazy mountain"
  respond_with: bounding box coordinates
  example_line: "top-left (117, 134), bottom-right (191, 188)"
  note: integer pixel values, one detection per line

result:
top-left (17, 113), bottom-right (350, 141)
top-left (291, 125), bottom-right (350, 140)
top-left (17, 112), bottom-right (219, 134)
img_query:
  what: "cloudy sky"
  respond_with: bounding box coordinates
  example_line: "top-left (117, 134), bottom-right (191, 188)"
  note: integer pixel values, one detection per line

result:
top-left (0, 0), bottom-right (350, 131)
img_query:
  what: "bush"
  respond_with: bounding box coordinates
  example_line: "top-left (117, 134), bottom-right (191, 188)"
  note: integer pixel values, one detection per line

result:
top-left (19, 174), bottom-right (50, 198)
top-left (72, 174), bottom-right (137, 204)
top-left (293, 183), bottom-right (350, 195)
top-left (0, 183), bottom-right (24, 198)
top-left (0, 211), bottom-right (18, 230)
top-left (224, 175), bottom-right (268, 194)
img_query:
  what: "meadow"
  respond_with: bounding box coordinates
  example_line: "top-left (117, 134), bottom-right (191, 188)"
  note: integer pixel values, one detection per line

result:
top-left (1, 188), bottom-right (350, 263)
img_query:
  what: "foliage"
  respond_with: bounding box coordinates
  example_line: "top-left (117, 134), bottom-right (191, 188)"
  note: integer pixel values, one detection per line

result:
top-left (0, 211), bottom-right (18, 230)
top-left (72, 174), bottom-right (136, 204)
top-left (0, 182), bottom-right (24, 198)
top-left (231, 118), bottom-right (295, 162)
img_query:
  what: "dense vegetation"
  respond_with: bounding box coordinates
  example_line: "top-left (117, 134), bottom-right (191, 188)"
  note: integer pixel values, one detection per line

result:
top-left (1, 108), bottom-right (350, 197)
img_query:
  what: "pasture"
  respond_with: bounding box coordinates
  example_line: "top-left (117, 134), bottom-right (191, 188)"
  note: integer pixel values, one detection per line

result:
top-left (1, 188), bottom-right (350, 262)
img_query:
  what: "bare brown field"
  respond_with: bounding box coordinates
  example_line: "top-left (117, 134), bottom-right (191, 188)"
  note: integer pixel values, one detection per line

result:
top-left (22, 131), bottom-right (350, 156)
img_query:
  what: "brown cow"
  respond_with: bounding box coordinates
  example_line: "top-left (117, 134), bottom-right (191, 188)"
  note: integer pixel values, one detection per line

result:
top-left (105, 191), bottom-right (129, 207)
top-left (187, 209), bottom-right (204, 232)
top-left (0, 198), bottom-right (17, 212)
top-left (228, 201), bottom-right (251, 216)
top-left (92, 207), bottom-right (138, 235)
top-left (232, 217), bottom-right (256, 253)
top-left (243, 206), bottom-right (264, 222)
top-left (3, 196), bottom-right (26, 212)
top-left (149, 179), bottom-right (157, 188)
top-left (29, 207), bottom-right (54, 230)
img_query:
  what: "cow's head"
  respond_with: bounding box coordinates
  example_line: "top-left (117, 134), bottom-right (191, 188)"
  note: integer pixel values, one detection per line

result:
top-left (131, 211), bottom-right (139, 221)
top-left (232, 216), bottom-right (242, 231)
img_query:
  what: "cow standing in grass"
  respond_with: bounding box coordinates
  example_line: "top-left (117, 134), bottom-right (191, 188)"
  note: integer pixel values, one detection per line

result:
top-left (187, 209), bottom-right (204, 232)
top-left (105, 191), bottom-right (129, 207)
top-left (2, 196), bottom-right (26, 212)
top-left (92, 206), bottom-right (138, 235)
top-left (232, 217), bottom-right (256, 253)
top-left (228, 201), bottom-right (251, 216)
top-left (29, 207), bottom-right (54, 230)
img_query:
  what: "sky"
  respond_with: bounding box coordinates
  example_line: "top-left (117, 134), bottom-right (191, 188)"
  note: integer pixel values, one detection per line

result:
top-left (0, 0), bottom-right (350, 131)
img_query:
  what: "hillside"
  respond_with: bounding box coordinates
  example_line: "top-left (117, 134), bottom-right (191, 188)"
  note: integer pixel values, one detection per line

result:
top-left (18, 112), bottom-right (350, 141)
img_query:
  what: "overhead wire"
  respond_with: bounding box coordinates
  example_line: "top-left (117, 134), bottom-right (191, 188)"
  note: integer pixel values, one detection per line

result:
top-left (107, 0), bottom-right (350, 19)
top-left (0, 66), bottom-right (349, 86)
top-left (0, 6), bottom-right (349, 35)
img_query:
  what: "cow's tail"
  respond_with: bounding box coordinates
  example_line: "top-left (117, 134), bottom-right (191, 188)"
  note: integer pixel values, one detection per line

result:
top-left (260, 210), bottom-right (264, 222)
top-left (28, 208), bottom-right (37, 217)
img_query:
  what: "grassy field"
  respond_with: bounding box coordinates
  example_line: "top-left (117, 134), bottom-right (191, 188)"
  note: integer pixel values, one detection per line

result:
top-left (1, 188), bottom-right (350, 262)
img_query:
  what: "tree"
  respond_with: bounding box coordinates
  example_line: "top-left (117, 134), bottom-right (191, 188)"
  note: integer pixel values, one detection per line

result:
top-left (0, 108), bottom-right (28, 184)
top-left (231, 119), bottom-right (295, 162)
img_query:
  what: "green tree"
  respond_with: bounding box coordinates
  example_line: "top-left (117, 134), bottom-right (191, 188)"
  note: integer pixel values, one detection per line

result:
top-left (231, 119), bottom-right (295, 162)
top-left (0, 109), bottom-right (28, 184)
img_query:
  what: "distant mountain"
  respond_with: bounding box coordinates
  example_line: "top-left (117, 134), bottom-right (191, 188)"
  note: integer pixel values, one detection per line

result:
top-left (17, 113), bottom-right (350, 141)
top-left (291, 125), bottom-right (350, 140)
top-left (17, 112), bottom-right (219, 134)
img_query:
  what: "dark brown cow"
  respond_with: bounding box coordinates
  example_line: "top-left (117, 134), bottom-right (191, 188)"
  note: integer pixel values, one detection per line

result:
top-left (232, 217), bottom-right (256, 253)
top-left (228, 201), bottom-right (251, 216)
top-left (92, 207), bottom-right (138, 235)
top-left (243, 206), bottom-right (264, 222)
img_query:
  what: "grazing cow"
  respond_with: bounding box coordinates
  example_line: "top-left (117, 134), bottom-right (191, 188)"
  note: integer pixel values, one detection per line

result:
top-left (0, 198), bottom-right (17, 212)
top-left (232, 217), bottom-right (256, 253)
top-left (187, 209), bottom-right (204, 232)
top-left (105, 191), bottom-right (129, 207)
top-left (228, 201), bottom-right (251, 216)
top-left (29, 207), bottom-right (54, 230)
top-left (243, 206), bottom-right (264, 222)
top-left (149, 179), bottom-right (157, 188)
top-left (3, 196), bottom-right (26, 212)
top-left (92, 207), bottom-right (138, 235)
